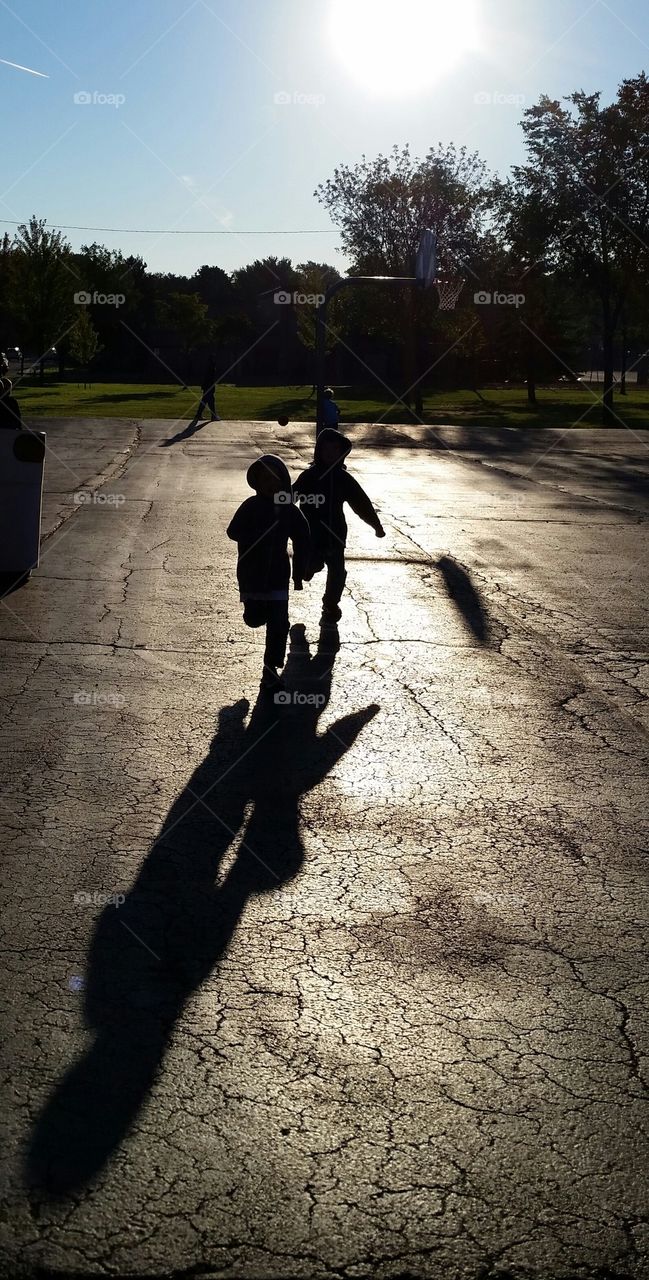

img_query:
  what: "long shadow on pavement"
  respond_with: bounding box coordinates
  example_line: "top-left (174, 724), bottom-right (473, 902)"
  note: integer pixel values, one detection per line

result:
top-left (436, 556), bottom-right (490, 644)
top-left (26, 624), bottom-right (378, 1196)
top-left (159, 416), bottom-right (213, 447)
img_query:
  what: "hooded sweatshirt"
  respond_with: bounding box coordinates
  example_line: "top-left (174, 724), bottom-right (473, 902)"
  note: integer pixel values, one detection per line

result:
top-left (226, 454), bottom-right (310, 598)
top-left (294, 429), bottom-right (382, 553)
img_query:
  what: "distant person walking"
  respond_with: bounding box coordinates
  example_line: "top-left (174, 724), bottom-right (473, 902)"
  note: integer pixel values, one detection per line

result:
top-left (294, 429), bottom-right (384, 624)
top-left (196, 358), bottom-right (220, 422)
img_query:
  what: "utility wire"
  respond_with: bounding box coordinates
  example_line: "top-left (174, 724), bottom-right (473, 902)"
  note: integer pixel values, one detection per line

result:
top-left (0, 218), bottom-right (339, 236)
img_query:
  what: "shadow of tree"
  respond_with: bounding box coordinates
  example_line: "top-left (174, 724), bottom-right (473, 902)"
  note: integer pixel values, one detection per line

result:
top-left (361, 422), bottom-right (544, 456)
top-left (26, 623), bottom-right (377, 1196)
top-left (87, 390), bottom-right (189, 405)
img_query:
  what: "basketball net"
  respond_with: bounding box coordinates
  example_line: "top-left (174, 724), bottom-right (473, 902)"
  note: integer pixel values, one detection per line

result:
top-left (435, 279), bottom-right (464, 311)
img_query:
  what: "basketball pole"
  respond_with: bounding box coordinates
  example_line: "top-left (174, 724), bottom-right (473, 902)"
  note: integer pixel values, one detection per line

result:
top-left (314, 229), bottom-right (437, 436)
top-left (315, 275), bottom-right (419, 436)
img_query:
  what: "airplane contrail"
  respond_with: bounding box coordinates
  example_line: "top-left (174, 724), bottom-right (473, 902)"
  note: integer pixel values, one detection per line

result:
top-left (0, 57), bottom-right (48, 78)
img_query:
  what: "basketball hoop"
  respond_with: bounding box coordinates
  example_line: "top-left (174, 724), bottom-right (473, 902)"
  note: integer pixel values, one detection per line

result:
top-left (434, 278), bottom-right (464, 311)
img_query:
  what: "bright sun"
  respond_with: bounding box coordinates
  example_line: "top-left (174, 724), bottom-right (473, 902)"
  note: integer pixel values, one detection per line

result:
top-left (328, 0), bottom-right (479, 95)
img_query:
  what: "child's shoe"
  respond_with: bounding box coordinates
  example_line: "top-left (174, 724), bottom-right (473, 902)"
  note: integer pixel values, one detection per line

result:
top-left (260, 666), bottom-right (285, 694)
top-left (321, 602), bottom-right (342, 623)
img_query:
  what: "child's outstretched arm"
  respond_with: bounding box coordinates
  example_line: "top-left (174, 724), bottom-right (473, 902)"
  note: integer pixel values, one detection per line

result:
top-left (343, 474), bottom-right (385, 537)
top-left (289, 503), bottom-right (312, 588)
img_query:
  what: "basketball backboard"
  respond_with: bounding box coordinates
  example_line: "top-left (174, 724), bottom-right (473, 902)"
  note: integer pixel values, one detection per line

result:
top-left (415, 228), bottom-right (437, 289)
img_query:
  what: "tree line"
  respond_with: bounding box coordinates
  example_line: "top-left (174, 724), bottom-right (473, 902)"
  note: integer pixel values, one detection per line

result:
top-left (0, 224), bottom-right (335, 388)
top-left (1, 73), bottom-right (648, 423)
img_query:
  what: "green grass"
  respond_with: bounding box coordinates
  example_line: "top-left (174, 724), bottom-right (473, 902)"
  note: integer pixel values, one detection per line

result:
top-left (12, 378), bottom-right (649, 428)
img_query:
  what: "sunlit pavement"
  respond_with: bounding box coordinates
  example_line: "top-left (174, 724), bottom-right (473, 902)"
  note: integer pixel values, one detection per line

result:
top-left (1, 417), bottom-right (648, 1280)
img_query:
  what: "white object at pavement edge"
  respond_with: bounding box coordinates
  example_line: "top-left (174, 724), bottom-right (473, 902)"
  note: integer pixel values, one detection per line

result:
top-left (0, 431), bottom-right (46, 572)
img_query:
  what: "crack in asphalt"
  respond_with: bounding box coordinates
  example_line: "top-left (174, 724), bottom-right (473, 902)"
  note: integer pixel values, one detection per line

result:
top-left (39, 422), bottom-right (142, 544)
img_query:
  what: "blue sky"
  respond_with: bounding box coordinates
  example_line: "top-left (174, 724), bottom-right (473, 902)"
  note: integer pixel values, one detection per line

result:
top-left (1, 0), bottom-right (647, 275)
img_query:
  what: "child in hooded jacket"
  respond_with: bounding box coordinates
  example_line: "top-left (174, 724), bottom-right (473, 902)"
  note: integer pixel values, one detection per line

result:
top-left (294, 429), bottom-right (384, 622)
top-left (227, 454), bottom-right (310, 690)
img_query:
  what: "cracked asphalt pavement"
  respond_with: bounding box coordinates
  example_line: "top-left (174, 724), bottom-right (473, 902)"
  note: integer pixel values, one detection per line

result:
top-left (0, 417), bottom-right (648, 1280)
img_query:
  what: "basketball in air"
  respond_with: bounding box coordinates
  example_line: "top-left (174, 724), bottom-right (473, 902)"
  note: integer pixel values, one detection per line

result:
top-left (277, 415), bottom-right (289, 426)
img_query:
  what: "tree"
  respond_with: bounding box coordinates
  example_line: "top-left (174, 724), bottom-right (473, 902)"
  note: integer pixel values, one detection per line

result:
top-left (294, 261), bottom-right (341, 389)
top-left (315, 144), bottom-right (490, 411)
top-left (12, 217), bottom-right (74, 382)
top-left (155, 291), bottom-right (214, 382)
top-left (190, 264), bottom-right (235, 313)
top-left (230, 258), bottom-right (300, 381)
top-left (613, 272), bottom-right (649, 391)
top-left (509, 75), bottom-right (649, 423)
top-left (0, 232), bottom-right (15, 348)
top-left (69, 309), bottom-right (101, 386)
top-left (316, 143), bottom-right (489, 276)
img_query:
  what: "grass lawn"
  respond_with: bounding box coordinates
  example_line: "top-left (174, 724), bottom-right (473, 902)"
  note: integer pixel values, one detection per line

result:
top-left (12, 379), bottom-right (649, 428)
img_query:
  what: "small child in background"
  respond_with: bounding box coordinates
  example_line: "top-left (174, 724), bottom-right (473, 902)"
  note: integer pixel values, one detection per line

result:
top-left (227, 454), bottom-right (311, 691)
top-left (321, 387), bottom-right (340, 429)
top-left (294, 429), bottom-right (384, 624)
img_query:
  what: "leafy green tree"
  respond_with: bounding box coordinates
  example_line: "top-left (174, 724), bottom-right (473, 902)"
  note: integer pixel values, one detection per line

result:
top-left (72, 243), bottom-right (147, 367)
top-left (155, 291), bottom-right (214, 382)
top-left (190, 264), bottom-right (235, 312)
top-left (69, 308), bottom-right (101, 386)
top-left (191, 264), bottom-right (251, 359)
top-left (294, 261), bottom-right (341, 389)
top-left (508, 75), bottom-right (649, 423)
top-left (315, 144), bottom-right (490, 410)
top-left (316, 143), bottom-right (488, 276)
top-left (231, 257), bottom-right (298, 313)
top-left (614, 273), bottom-right (649, 391)
top-left (230, 258), bottom-right (300, 381)
top-left (0, 232), bottom-right (15, 348)
top-left (12, 216), bottom-right (74, 382)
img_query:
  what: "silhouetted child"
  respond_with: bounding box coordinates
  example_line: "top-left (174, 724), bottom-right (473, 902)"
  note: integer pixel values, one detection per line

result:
top-left (294, 429), bottom-right (384, 623)
top-left (227, 454), bottom-right (310, 691)
top-left (322, 387), bottom-right (340, 429)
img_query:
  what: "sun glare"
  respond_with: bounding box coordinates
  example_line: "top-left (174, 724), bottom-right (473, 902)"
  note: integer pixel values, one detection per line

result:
top-left (328, 0), bottom-right (479, 95)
